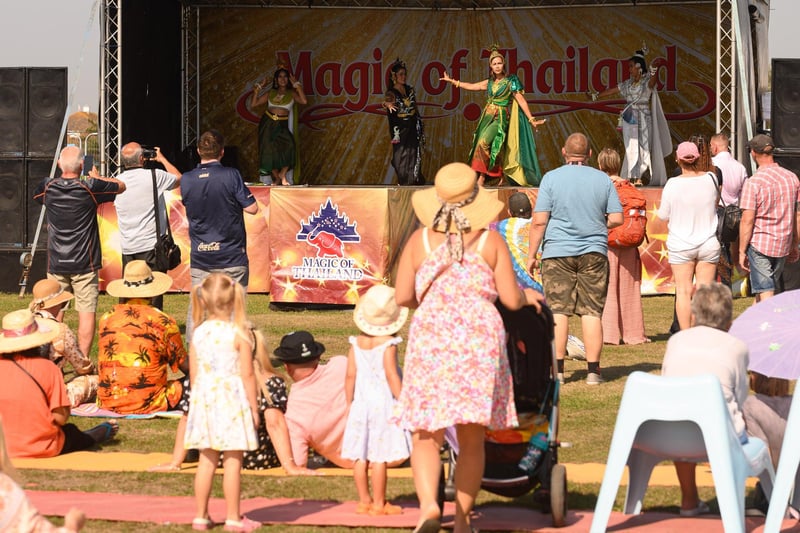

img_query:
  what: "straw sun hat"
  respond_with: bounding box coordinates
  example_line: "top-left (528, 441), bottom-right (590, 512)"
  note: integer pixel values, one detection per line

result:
top-left (353, 284), bottom-right (408, 337)
top-left (411, 162), bottom-right (504, 233)
top-left (29, 279), bottom-right (74, 310)
top-left (106, 260), bottom-right (173, 299)
top-left (0, 309), bottom-right (59, 354)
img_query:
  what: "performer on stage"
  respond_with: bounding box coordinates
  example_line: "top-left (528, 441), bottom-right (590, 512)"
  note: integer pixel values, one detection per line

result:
top-left (441, 45), bottom-right (544, 187)
top-left (381, 58), bottom-right (425, 186)
top-left (589, 49), bottom-right (671, 187)
top-left (250, 66), bottom-right (307, 186)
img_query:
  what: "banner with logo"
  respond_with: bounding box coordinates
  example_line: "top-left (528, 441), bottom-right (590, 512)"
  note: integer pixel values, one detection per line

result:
top-left (199, 3), bottom-right (715, 184)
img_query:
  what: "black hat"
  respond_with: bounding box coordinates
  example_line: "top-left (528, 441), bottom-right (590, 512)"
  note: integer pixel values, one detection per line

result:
top-left (271, 330), bottom-right (326, 366)
top-left (508, 192), bottom-right (532, 217)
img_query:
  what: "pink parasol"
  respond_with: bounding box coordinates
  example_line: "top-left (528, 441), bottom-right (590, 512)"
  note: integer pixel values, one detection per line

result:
top-left (729, 289), bottom-right (800, 379)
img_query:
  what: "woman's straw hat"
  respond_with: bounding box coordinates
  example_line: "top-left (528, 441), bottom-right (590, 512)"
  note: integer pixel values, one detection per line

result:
top-left (353, 284), bottom-right (409, 337)
top-left (411, 162), bottom-right (504, 233)
top-left (0, 309), bottom-right (59, 354)
top-left (106, 260), bottom-right (173, 299)
top-left (29, 279), bottom-right (74, 310)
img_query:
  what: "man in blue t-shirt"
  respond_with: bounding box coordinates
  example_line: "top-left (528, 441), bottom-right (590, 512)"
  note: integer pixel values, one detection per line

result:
top-left (180, 130), bottom-right (259, 339)
top-left (527, 133), bottom-right (622, 385)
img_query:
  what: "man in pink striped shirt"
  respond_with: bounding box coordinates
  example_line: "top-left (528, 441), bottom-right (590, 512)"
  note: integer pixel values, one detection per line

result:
top-left (739, 134), bottom-right (800, 302)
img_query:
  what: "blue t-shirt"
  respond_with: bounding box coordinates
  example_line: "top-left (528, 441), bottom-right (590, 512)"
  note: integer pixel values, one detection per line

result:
top-left (534, 164), bottom-right (622, 259)
top-left (180, 161), bottom-right (256, 270)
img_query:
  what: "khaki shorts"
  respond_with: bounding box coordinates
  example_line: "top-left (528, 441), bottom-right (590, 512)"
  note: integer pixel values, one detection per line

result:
top-left (48, 272), bottom-right (99, 313)
top-left (541, 253), bottom-right (609, 317)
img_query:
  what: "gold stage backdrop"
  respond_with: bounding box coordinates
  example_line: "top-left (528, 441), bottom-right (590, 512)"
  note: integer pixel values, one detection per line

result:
top-left (96, 187), bottom-right (684, 301)
top-left (199, 3), bottom-right (716, 184)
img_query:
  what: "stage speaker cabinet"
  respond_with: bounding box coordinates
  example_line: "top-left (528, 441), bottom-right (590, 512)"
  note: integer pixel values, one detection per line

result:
top-left (26, 159), bottom-right (50, 246)
top-left (0, 68), bottom-right (25, 155)
top-left (0, 158), bottom-right (24, 244)
top-left (26, 68), bottom-right (67, 157)
top-left (772, 59), bottom-right (800, 149)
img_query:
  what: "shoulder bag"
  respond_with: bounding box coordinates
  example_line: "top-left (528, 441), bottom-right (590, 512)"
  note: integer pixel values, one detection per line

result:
top-left (151, 169), bottom-right (182, 271)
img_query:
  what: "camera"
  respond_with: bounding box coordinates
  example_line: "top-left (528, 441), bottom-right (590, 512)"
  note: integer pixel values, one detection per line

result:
top-left (141, 147), bottom-right (157, 160)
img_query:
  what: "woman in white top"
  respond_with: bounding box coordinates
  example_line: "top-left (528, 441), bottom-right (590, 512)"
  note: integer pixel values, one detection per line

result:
top-left (250, 67), bottom-right (307, 186)
top-left (657, 141), bottom-right (720, 330)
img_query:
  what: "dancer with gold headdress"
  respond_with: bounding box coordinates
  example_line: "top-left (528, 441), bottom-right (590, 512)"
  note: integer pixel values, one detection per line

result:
top-left (441, 45), bottom-right (545, 187)
top-left (251, 66), bottom-right (307, 186)
top-left (381, 58), bottom-right (425, 185)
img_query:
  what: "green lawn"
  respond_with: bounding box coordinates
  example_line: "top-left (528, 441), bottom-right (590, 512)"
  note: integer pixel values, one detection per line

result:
top-left (2, 291), bottom-right (756, 531)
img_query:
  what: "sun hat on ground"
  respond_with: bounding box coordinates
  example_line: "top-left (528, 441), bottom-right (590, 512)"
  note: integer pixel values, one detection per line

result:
top-left (353, 284), bottom-right (409, 337)
top-left (29, 279), bottom-right (73, 311)
top-left (676, 141), bottom-right (700, 162)
top-left (411, 162), bottom-right (504, 233)
top-left (106, 260), bottom-right (173, 299)
top-left (0, 309), bottom-right (59, 354)
top-left (271, 330), bottom-right (326, 366)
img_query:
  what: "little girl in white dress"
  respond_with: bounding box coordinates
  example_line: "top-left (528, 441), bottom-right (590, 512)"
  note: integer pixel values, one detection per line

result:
top-left (341, 284), bottom-right (412, 516)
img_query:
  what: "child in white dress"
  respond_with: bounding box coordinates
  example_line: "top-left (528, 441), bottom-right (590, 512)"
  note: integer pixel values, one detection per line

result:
top-left (183, 274), bottom-right (260, 532)
top-left (341, 284), bottom-right (412, 516)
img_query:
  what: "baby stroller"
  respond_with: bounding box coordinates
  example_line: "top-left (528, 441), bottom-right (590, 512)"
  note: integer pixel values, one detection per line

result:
top-left (439, 302), bottom-right (566, 527)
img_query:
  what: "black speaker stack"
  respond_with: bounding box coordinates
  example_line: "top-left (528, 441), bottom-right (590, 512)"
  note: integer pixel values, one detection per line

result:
top-left (771, 59), bottom-right (800, 176)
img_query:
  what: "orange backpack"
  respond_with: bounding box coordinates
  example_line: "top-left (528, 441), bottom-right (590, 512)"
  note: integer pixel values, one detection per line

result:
top-left (608, 180), bottom-right (648, 248)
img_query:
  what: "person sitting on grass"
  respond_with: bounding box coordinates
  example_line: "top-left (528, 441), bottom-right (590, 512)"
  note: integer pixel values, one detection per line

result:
top-left (0, 415), bottom-right (87, 531)
top-left (29, 278), bottom-right (98, 407)
top-left (661, 282), bottom-right (749, 517)
top-left (0, 309), bottom-right (118, 459)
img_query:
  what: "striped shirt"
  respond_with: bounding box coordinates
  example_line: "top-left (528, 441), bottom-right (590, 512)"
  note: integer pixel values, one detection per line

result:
top-left (739, 162), bottom-right (800, 258)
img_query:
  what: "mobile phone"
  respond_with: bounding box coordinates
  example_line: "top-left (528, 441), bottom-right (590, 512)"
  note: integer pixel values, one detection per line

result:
top-left (82, 155), bottom-right (94, 177)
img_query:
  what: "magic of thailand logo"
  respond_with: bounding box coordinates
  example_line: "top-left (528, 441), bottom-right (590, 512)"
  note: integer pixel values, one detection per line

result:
top-left (293, 198), bottom-right (363, 281)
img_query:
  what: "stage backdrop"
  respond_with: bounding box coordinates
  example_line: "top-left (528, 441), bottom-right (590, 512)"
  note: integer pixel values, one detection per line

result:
top-left (197, 3), bottom-right (716, 184)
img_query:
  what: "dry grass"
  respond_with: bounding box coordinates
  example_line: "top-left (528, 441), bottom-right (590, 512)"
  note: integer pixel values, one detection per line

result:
top-left (1, 291), bottom-right (757, 531)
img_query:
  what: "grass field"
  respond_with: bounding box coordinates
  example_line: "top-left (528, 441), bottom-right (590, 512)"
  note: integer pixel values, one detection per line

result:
top-left (1, 291), bottom-right (755, 531)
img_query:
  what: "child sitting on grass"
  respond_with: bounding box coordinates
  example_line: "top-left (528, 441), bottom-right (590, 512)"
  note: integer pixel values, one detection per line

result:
top-left (341, 284), bottom-right (411, 515)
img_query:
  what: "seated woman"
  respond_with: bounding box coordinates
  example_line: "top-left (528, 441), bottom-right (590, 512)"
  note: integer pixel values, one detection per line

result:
top-left (661, 282), bottom-right (748, 516)
top-left (0, 415), bottom-right (87, 531)
top-left (0, 309), bottom-right (118, 459)
top-left (29, 279), bottom-right (98, 407)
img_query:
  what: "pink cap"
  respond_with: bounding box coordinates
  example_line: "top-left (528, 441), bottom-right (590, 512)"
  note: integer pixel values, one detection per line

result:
top-left (676, 141), bottom-right (700, 161)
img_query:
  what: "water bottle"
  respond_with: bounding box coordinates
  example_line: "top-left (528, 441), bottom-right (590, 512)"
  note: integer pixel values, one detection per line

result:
top-left (518, 431), bottom-right (548, 473)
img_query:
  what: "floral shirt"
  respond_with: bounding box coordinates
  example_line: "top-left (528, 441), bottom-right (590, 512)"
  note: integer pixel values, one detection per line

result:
top-left (97, 303), bottom-right (186, 414)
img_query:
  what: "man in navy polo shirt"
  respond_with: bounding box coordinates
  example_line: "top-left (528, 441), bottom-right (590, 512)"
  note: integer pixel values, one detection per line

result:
top-left (181, 129), bottom-right (259, 340)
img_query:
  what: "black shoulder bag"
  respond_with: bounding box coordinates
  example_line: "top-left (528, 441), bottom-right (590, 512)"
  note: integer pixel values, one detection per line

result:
top-left (151, 169), bottom-right (182, 271)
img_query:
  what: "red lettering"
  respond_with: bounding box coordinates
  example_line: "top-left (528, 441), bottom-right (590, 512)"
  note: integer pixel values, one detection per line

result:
top-left (536, 60), bottom-right (565, 94)
top-left (287, 50), bottom-right (313, 91)
top-left (315, 63), bottom-right (342, 96)
top-left (343, 62), bottom-right (370, 111)
top-left (372, 48), bottom-right (383, 94)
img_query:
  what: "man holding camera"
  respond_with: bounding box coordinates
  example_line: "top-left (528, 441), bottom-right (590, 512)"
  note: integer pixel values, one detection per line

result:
top-left (33, 145), bottom-right (126, 359)
top-left (114, 142), bottom-right (182, 309)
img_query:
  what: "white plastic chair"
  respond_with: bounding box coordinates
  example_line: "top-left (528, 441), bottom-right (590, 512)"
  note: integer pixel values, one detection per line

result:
top-left (763, 386), bottom-right (800, 532)
top-left (590, 371), bottom-right (775, 533)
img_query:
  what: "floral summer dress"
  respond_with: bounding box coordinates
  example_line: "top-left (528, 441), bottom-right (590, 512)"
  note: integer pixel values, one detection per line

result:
top-left (341, 336), bottom-right (411, 463)
top-left (184, 320), bottom-right (258, 451)
top-left (393, 229), bottom-right (518, 432)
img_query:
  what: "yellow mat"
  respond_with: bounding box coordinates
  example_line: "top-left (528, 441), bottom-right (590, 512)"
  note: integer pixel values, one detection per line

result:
top-left (13, 452), bottom-right (742, 487)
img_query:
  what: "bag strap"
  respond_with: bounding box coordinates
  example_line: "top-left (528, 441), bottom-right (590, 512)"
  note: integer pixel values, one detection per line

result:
top-left (6, 356), bottom-right (49, 406)
top-left (151, 169), bottom-right (174, 240)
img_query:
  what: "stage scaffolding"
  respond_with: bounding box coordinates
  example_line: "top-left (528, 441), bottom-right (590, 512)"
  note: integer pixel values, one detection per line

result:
top-left (100, 0), bottom-right (747, 176)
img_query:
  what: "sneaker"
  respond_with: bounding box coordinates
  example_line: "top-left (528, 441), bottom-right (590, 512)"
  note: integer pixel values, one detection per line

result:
top-left (566, 335), bottom-right (586, 361)
top-left (680, 500), bottom-right (710, 517)
top-left (556, 372), bottom-right (565, 384)
top-left (585, 372), bottom-right (605, 385)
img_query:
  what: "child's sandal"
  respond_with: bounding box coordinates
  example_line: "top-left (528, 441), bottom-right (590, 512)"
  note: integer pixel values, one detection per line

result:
top-left (223, 516), bottom-right (261, 531)
top-left (192, 517), bottom-right (213, 531)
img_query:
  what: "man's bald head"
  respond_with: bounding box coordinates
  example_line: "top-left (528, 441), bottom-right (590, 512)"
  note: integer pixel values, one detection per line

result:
top-left (563, 133), bottom-right (590, 162)
top-left (58, 145), bottom-right (83, 176)
top-left (121, 142), bottom-right (144, 169)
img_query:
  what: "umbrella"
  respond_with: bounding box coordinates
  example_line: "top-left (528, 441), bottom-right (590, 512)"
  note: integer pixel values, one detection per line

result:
top-left (729, 289), bottom-right (800, 379)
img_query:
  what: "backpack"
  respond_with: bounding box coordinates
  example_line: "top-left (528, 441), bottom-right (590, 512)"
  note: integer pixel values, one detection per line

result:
top-left (608, 180), bottom-right (648, 248)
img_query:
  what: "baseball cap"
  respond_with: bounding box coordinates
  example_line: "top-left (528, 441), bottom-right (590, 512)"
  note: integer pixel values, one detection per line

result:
top-left (676, 141), bottom-right (700, 162)
top-left (507, 192), bottom-right (532, 217)
top-left (748, 134), bottom-right (775, 154)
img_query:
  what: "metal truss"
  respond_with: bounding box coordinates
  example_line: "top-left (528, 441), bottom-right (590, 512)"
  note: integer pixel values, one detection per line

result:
top-left (184, 0), bottom-right (696, 8)
top-left (100, 0), bottom-right (122, 176)
top-left (717, 0), bottom-right (735, 140)
top-left (182, 4), bottom-right (200, 150)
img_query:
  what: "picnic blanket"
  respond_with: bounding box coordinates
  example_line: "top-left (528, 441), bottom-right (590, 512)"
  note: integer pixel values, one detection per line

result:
top-left (70, 403), bottom-right (182, 419)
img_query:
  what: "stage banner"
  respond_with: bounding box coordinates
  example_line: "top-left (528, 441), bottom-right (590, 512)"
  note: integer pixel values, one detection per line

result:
top-left (199, 3), bottom-right (715, 185)
top-left (269, 187), bottom-right (391, 304)
top-left (97, 188), bottom-right (272, 293)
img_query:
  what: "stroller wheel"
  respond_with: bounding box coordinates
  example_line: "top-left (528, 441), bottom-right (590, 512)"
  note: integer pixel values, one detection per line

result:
top-left (550, 463), bottom-right (567, 527)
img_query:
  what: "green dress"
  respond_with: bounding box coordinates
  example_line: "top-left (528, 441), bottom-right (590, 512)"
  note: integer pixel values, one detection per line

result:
top-left (467, 74), bottom-right (542, 186)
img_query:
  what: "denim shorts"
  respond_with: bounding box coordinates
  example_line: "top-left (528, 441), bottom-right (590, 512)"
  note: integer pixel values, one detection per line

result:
top-left (747, 246), bottom-right (786, 294)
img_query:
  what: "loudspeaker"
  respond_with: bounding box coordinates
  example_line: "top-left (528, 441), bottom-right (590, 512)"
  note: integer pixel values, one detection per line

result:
top-left (27, 68), bottom-right (67, 157)
top-left (26, 159), bottom-right (51, 246)
top-left (0, 158), bottom-right (24, 244)
top-left (0, 68), bottom-right (25, 155)
top-left (772, 59), bottom-right (800, 148)
top-left (774, 153), bottom-right (800, 178)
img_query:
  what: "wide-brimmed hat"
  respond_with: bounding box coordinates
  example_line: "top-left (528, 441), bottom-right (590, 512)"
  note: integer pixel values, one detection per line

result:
top-left (106, 260), bottom-right (173, 299)
top-left (748, 134), bottom-right (775, 154)
top-left (0, 309), bottom-right (59, 354)
top-left (354, 285), bottom-right (408, 337)
top-left (29, 279), bottom-right (73, 310)
top-left (412, 162), bottom-right (503, 233)
top-left (271, 330), bottom-right (326, 366)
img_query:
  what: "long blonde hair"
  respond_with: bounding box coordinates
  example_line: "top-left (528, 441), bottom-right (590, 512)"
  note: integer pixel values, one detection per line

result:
top-left (191, 273), bottom-right (247, 331)
top-left (251, 328), bottom-right (280, 405)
